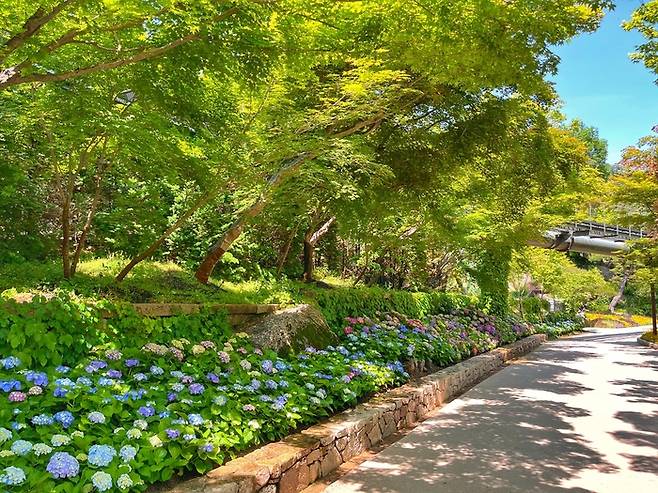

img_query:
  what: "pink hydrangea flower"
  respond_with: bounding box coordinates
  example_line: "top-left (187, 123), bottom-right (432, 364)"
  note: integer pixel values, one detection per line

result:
top-left (8, 391), bottom-right (26, 402)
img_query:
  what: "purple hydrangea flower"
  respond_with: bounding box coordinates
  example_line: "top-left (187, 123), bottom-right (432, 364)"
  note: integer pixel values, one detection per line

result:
top-left (138, 406), bottom-right (155, 417)
top-left (125, 359), bottom-right (139, 368)
top-left (261, 360), bottom-right (274, 374)
top-left (106, 369), bottom-right (122, 379)
top-left (189, 383), bottom-right (204, 395)
top-left (206, 373), bottom-right (220, 384)
top-left (47, 452), bottom-right (80, 478)
top-left (165, 429), bottom-right (180, 439)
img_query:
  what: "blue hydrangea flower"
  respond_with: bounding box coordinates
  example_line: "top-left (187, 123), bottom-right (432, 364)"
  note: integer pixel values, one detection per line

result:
top-left (0, 380), bottom-right (21, 392)
top-left (167, 392), bottom-right (177, 402)
top-left (91, 471), bottom-right (113, 491)
top-left (26, 371), bottom-right (49, 386)
top-left (213, 395), bottom-right (227, 406)
top-left (85, 360), bottom-right (107, 373)
top-left (32, 413), bottom-right (54, 426)
top-left (54, 410), bottom-right (75, 428)
top-left (47, 451), bottom-right (79, 478)
top-left (125, 359), bottom-right (139, 368)
top-left (53, 387), bottom-right (68, 397)
top-left (183, 433), bottom-right (196, 441)
top-left (165, 429), bottom-right (180, 439)
top-left (76, 377), bottom-right (92, 386)
top-left (171, 383), bottom-right (185, 392)
top-left (97, 377), bottom-right (114, 387)
top-left (206, 372), bottom-right (220, 384)
top-left (0, 466), bottom-right (26, 485)
top-left (150, 365), bottom-right (164, 376)
top-left (188, 414), bottom-right (204, 426)
top-left (138, 405), bottom-right (155, 417)
top-left (55, 365), bottom-right (70, 373)
top-left (87, 412), bottom-right (105, 424)
top-left (1, 357), bottom-right (21, 370)
top-left (159, 411), bottom-right (170, 419)
top-left (106, 369), bottom-right (122, 379)
top-left (119, 445), bottom-right (137, 462)
top-left (199, 443), bottom-right (213, 453)
top-left (11, 439), bottom-right (32, 456)
top-left (134, 373), bottom-right (148, 382)
top-left (274, 361), bottom-right (287, 371)
top-left (265, 379), bottom-right (278, 390)
top-left (88, 444), bottom-right (116, 467)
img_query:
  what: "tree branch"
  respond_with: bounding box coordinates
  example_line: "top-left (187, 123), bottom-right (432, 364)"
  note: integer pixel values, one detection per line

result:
top-left (0, 6), bottom-right (240, 90)
top-left (0, 0), bottom-right (78, 64)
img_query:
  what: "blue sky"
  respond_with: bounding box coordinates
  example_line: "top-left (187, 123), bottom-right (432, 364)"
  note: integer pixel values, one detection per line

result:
top-left (551, 1), bottom-right (658, 164)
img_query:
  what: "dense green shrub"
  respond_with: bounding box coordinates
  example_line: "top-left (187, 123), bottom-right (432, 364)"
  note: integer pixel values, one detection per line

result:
top-left (310, 287), bottom-right (476, 329)
top-left (0, 293), bottom-right (231, 368)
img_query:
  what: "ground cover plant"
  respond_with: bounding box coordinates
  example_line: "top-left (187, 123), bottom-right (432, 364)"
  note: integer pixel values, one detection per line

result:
top-left (0, 304), bottom-right (580, 492)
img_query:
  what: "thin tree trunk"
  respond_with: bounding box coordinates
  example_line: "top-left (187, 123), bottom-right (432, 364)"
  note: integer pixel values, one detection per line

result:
top-left (60, 168), bottom-right (77, 279)
top-left (608, 272), bottom-right (629, 313)
top-left (651, 282), bottom-right (658, 337)
top-left (115, 189), bottom-right (219, 281)
top-left (276, 223), bottom-right (299, 278)
top-left (303, 216), bottom-right (335, 282)
top-left (194, 199), bottom-right (267, 284)
top-left (70, 173), bottom-right (103, 275)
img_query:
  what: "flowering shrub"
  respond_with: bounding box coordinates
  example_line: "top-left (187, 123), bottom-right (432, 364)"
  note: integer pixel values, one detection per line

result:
top-left (0, 310), bottom-right (580, 492)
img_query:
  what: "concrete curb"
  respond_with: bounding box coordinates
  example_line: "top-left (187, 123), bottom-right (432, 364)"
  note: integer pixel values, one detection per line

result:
top-left (162, 334), bottom-right (547, 493)
top-left (637, 336), bottom-right (658, 349)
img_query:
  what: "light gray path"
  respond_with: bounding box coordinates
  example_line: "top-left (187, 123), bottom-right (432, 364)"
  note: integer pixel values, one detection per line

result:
top-left (325, 328), bottom-right (658, 493)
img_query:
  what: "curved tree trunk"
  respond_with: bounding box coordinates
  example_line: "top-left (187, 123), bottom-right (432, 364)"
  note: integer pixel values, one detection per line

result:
top-left (302, 216), bottom-right (335, 282)
top-left (608, 272), bottom-right (629, 313)
top-left (195, 199), bottom-right (267, 284)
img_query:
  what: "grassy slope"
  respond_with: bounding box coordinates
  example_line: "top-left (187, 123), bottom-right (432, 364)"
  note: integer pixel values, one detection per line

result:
top-left (0, 257), bottom-right (360, 305)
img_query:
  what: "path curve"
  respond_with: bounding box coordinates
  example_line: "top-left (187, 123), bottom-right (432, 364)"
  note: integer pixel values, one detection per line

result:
top-left (323, 328), bottom-right (658, 493)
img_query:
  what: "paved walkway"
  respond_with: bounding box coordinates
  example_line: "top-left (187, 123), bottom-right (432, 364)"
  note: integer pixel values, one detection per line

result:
top-left (324, 328), bottom-right (658, 493)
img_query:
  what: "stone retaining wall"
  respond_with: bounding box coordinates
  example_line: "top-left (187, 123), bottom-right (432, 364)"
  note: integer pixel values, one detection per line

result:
top-left (166, 334), bottom-right (547, 493)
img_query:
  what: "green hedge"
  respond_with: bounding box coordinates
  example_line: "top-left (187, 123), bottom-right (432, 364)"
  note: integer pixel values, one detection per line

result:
top-left (309, 287), bottom-right (477, 329)
top-left (0, 292), bottom-right (231, 368)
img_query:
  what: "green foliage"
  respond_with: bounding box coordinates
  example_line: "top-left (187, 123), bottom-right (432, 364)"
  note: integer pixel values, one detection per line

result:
top-left (0, 292), bottom-right (231, 368)
top-left (310, 286), bottom-right (475, 329)
top-left (624, 0), bottom-right (658, 79)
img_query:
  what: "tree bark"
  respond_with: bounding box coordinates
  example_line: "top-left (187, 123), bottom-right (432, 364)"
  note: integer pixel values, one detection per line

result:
top-left (302, 216), bottom-right (336, 282)
top-left (0, 0), bottom-right (76, 64)
top-left (651, 282), bottom-right (658, 337)
top-left (194, 199), bottom-right (267, 284)
top-left (70, 172), bottom-right (103, 275)
top-left (60, 172), bottom-right (75, 279)
top-left (608, 272), bottom-right (629, 313)
top-left (115, 188), bottom-right (220, 281)
top-left (276, 223), bottom-right (300, 278)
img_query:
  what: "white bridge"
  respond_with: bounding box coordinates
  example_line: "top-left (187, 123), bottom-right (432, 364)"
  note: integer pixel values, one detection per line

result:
top-left (529, 221), bottom-right (648, 255)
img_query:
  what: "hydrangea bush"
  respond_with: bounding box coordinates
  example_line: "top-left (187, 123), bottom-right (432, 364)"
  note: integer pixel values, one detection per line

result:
top-left (0, 311), bottom-right (579, 491)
